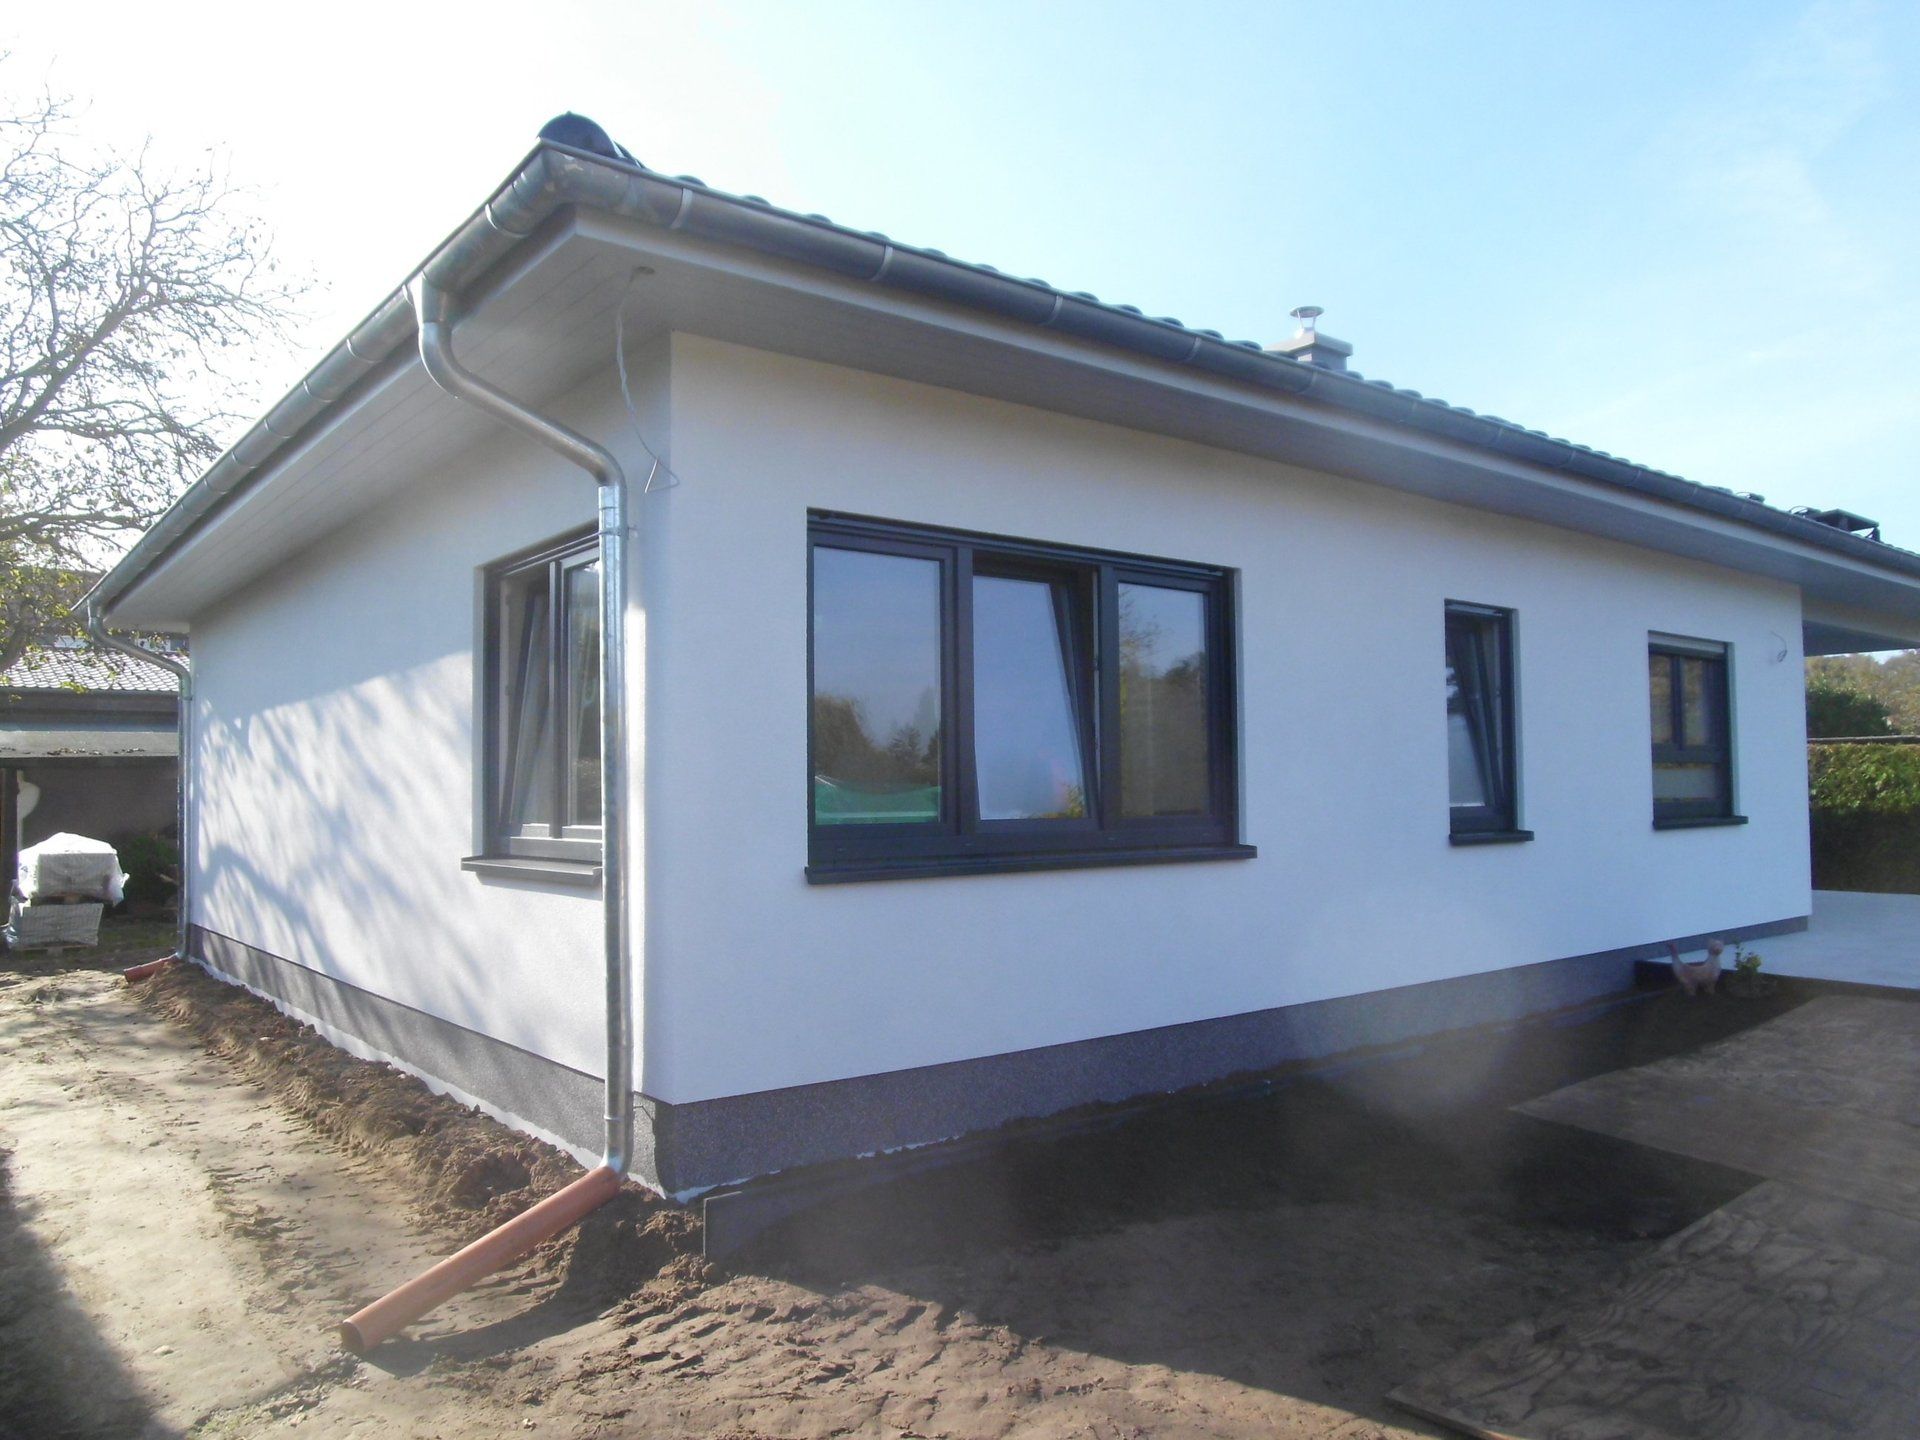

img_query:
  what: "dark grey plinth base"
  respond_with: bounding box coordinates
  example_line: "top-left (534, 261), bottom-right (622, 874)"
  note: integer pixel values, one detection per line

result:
top-left (188, 915), bottom-right (1806, 1196)
top-left (652, 914), bottom-right (1808, 1192)
top-left (186, 925), bottom-right (632, 1172)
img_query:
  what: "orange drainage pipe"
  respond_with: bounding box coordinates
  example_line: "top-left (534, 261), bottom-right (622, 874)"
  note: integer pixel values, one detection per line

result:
top-left (123, 956), bottom-right (176, 983)
top-left (336, 1163), bottom-right (622, 1354)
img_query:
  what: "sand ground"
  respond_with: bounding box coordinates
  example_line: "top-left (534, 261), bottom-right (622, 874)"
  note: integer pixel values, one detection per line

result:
top-left (0, 933), bottom-right (1802, 1439)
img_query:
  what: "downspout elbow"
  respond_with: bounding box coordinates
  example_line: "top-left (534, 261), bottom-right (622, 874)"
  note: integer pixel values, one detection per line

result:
top-left (407, 276), bottom-right (623, 489)
top-left (84, 602), bottom-right (189, 686)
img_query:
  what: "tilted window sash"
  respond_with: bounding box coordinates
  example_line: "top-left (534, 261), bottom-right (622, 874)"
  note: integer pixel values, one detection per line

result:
top-left (486, 530), bottom-right (604, 862)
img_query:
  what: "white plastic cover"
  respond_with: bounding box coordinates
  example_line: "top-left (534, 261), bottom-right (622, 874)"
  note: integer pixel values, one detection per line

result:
top-left (16, 832), bottom-right (128, 905)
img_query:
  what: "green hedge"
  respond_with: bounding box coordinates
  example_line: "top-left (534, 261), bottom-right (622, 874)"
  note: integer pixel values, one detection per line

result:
top-left (1808, 742), bottom-right (1920, 892)
top-left (1807, 742), bottom-right (1920, 816)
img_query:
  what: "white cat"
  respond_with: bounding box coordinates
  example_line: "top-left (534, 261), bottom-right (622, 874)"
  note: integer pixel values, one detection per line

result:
top-left (1667, 938), bottom-right (1724, 997)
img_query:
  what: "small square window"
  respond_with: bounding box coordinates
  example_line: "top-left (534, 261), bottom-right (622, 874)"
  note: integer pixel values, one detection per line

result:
top-left (1445, 602), bottom-right (1519, 836)
top-left (1648, 636), bottom-right (1734, 824)
top-left (484, 531), bottom-right (602, 861)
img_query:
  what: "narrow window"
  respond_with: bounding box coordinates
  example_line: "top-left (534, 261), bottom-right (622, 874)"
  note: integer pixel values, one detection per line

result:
top-left (1119, 581), bottom-right (1213, 818)
top-left (486, 531), bottom-right (602, 861)
top-left (810, 544), bottom-right (944, 826)
top-left (972, 570), bottom-right (1089, 821)
top-left (1649, 637), bottom-right (1735, 824)
top-left (807, 515), bottom-right (1243, 880)
top-left (1445, 602), bottom-right (1519, 837)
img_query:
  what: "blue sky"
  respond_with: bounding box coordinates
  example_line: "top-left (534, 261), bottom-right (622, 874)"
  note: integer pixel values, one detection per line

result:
top-left (10, 1), bottom-right (1918, 545)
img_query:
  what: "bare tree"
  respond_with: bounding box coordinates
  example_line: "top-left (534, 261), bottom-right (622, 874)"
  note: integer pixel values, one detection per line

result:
top-left (0, 67), bottom-right (299, 669)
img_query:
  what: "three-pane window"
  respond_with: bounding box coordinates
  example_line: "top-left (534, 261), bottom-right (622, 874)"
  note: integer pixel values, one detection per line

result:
top-left (808, 515), bottom-right (1241, 879)
top-left (486, 532), bottom-right (603, 861)
top-left (1649, 637), bottom-right (1734, 823)
top-left (1445, 602), bottom-right (1520, 836)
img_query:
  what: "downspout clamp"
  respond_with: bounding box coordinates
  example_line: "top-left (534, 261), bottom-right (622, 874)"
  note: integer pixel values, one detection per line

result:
top-left (84, 606), bottom-right (193, 976)
top-left (334, 274), bottom-right (636, 1354)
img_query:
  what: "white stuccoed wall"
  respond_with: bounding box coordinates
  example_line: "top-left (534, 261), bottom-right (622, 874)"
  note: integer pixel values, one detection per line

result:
top-left (643, 335), bottom-right (1811, 1105)
top-left (181, 329), bottom-right (1813, 1112)
top-left (187, 362), bottom-right (666, 1084)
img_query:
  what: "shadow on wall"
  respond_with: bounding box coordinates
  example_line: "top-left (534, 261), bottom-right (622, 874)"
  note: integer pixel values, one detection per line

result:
top-left (193, 666), bottom-right (601, 1064)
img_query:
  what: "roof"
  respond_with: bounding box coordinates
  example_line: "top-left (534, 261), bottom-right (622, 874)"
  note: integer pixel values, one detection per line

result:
top-left (0, 725), bottom-right (177, 760)
top-left (1, 640), bottom-right (182, 695)
top-left (87, 125), bottom-right (1920, 632)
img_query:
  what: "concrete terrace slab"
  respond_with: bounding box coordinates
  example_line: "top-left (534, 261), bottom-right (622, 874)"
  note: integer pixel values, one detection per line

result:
top-left (1754, 891), bottom-right (1920, 990)
top-left (1391, 1181), bottom-right (1920, 1440)
top-left (1391, 994), bottom-right (1920, 1439)
top-left (1516, 997), bottom-right (1920, 1219)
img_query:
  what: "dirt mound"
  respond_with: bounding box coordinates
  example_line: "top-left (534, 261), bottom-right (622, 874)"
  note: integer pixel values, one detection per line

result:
top-left (137, 961), bottom-right (705, 1302)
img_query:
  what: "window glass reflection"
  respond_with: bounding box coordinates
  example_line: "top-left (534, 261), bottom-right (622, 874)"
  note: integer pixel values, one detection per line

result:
top-left (973, 574), bottom-right (1087, 820)
top-left (1119, 583), bottom-right (1210, 817)
top-left (811, 547), bottom-right (942, 825)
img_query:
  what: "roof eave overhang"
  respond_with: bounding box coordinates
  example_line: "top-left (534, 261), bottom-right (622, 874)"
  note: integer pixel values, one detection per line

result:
top-left (90, 142), bottom-right (1920, 649)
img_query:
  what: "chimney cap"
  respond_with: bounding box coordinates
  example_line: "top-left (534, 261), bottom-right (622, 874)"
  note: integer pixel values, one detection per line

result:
top-left (1270, 305), bottom-right (1353, 370)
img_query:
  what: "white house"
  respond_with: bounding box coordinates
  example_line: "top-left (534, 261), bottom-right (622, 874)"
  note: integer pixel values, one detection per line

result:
top-left (88, 117), bottom-right (1920, 1197)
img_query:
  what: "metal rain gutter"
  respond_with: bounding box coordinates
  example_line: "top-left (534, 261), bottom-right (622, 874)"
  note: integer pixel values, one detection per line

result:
top-left (88, 137), bottom-right (1920, 627)
top-left (333, 272), bottom-right (637, 1354)
top-left (83, 607), bottom-right (192, 969)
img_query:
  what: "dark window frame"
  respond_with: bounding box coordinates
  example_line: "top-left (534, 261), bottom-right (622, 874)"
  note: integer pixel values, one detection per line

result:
top-left (479, 527), bottom-right (603, 864)
top-left (807, 513), bottom-right (1248, 882)
top-left (1648, 635), bottom-right (1736, 825)
top-left (1445, 600), bottom-right (1524, 839)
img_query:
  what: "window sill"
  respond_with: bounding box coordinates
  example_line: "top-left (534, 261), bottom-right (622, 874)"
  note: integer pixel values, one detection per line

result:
top-left (1652, 815), bottom-right (1748, 831)
top-left (807, 843), bottom-right (1257, 885)
top-left (1449, 829), bottom-right (1535, 847)
top-left (461, 855), bottom-right (603, 887)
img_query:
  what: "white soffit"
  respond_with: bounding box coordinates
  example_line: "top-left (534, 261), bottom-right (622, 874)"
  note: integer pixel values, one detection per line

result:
top-left (110, 229), bottom-right (643, 627)
top-left (573, 214), bottom-right (1920, 642)
top-left (113, 211), bottom-right (1920, 646)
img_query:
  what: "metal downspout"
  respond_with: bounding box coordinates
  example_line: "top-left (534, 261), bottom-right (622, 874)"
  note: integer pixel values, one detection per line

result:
top-left (85, 606), bottom-right (193, 968)
top-left (332, 276), bottom-right (636, 1354)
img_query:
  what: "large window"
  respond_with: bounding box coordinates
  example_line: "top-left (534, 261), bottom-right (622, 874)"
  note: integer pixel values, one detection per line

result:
top-left (808, 514), bottom-right (1246, 880)
top-left (483, 531), bottom-right (602, 864)
top-left (1648, 635), bottom-right (1737, 826)
top-left (1445, 601), bottom-right (1524, 840)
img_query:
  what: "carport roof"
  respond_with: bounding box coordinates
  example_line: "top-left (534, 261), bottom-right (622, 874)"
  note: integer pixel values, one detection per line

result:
top-left (0, 725), bottom-right (177, 760)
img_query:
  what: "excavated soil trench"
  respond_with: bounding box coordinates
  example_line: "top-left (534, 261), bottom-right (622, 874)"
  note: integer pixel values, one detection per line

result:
top-left (1, 935), bottom-right (1819, 1438)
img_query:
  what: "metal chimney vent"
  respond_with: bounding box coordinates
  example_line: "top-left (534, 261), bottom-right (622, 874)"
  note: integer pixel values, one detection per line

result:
top-left (1268, 305), bottom-right (1353, 371)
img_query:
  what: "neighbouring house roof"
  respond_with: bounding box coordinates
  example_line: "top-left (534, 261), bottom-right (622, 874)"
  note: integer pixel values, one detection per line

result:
top-left (1, 638), bottom-right (181, 696)
top-left (0, 638), bottom-right (179, 762)
top-left (85, 123), bottom-right (1920, 649)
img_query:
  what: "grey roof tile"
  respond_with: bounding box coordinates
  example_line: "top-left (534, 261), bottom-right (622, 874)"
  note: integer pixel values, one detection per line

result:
top-left (1, 642), bottom-right (181, 695)
top-left (628, 164), bottom-right (1788, 524)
